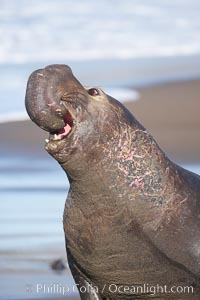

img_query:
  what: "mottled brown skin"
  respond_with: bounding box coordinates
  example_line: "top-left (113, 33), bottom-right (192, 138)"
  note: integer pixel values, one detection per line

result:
top-left (25, 65), bottom-right (200, 299)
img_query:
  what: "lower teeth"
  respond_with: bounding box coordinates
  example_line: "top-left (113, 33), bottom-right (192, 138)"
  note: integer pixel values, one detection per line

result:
top-left (53, 134), bottom-right (60, 140)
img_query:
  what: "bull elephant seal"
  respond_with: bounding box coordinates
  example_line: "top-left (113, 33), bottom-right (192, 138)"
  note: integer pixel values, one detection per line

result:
top-left (25, 64), bottom-right (200, 299)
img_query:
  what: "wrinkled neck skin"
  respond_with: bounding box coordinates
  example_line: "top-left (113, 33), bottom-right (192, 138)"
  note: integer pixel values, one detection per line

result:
top-left (49, 95), bottom-right (179, 226)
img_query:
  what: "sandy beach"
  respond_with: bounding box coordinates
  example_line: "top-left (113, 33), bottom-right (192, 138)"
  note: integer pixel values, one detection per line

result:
top-left (128, 78), bottom-right (200, 164)
top-left (1, 78), bottom-right (200, 163)
top-left (1, 78), bottom-right (200, 300)
top-left (1, 1), bottom-right (200, 299)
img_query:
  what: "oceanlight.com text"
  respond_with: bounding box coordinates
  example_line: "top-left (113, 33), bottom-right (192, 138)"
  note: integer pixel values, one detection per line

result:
top-left (26, 282), bottom-right (194, 296)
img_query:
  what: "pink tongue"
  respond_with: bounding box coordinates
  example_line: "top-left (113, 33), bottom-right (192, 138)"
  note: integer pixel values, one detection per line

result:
top-left (56, 112), bottom-right (73, 137)
top-left (58, 123), bottom-right (72, 136)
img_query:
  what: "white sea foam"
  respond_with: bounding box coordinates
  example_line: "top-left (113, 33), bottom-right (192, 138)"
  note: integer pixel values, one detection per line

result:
top-left (101, 87), bottom-right (140, 103)
top-left (0, 112), bottom-right (29, 123)
top-left (0, 0), bottom-right (200, 64)
top-left (0, 87), bottom-right (139, 124)
top-left (0, 0), bottom-right (200, 121)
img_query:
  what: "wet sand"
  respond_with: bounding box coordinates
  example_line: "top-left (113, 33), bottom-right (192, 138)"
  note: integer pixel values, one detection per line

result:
top-left (1, 78), bottom-right (200, 300)
top-left (127, 78), bottom-right (200, 164)
top-left (1, 79), bottom-right (200, 163)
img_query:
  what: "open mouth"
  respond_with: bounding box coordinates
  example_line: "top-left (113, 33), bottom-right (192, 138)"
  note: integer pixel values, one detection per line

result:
top-left (45, 111), bottom-right (74, 143)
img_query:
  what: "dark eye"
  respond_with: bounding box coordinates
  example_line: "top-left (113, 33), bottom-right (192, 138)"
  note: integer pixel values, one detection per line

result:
top-left (87, 88), bottom-right (99, 96)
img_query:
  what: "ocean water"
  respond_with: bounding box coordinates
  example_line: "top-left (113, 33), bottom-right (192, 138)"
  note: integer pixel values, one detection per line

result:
top-left (0, 153), bottom-right (199, 260)
top-left (1, 0), bottom-right (200, 64)
top-left (0, 149), bottom-right (200, 300)
top-left (1, 1), bottom-right (200, 299)
top-left (0, 0), bottom-right (200, 117)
